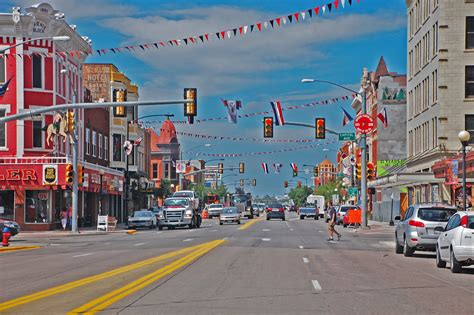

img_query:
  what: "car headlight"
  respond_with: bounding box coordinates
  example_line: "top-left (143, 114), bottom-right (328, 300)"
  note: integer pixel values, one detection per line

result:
top-left (185, 210), bottom-right (192, 215)
top-left (246, 207), bottom-right (251, 211)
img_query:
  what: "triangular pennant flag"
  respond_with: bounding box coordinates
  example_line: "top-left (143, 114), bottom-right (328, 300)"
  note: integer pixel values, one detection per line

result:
top-left (288, 15), bottom-right (293, 23)
top-left (221, 31), bottom-right (226, 39)
top-left (199, 35), bottom-right (204, 42)
top-left (227, 30), bottom-right (231, 38)
top-left (294, 12), bottom-right (299, 22)
top-left (342, 0), bottom-right (346, 8)
top-left (189, 37), bottom-right (195, 43)
top-left (328, 3), bottom-right (333, 12)
top-left (276, 17), bottom-right (281, 26)
top-left (334, 0), bottom-right (339, 10)
top-left (261, 163), bottom-right (269, 174)
top-left (301, 12), bottom-right (306, 20)
top-left (307, 9), bottom-right (313, 17)
top-left (257, 23), bottom-right (262, 31)
top-left (348, 0), bottom-right (352, 5)
top-left (270, 20), bottom-right (274, 28)
top-left (283, 17), bottom-right (287, 24)
top-left (239, 26), bottom-right (243, 34)
top-left (183, 38), bottom-right (188, 45)
top-left (250, 24), bottom-right (255, 32)
top-left (243, 25), bottom-right (249, 34)
top-left (233, 28), bottom-right (237, 36)
top-left (315, 7), bottom-right (320, 15)
top-left (322, 5), bottom-right (326, 14)
top-left (263, 21), bottom-right (268, 29)
top-left (153, 43), bottom-right (159, 49)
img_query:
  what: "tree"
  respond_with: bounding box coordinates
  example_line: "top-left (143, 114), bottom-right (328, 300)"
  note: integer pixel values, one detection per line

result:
top-left (155, 179), bottom-right (172, 201)
top-left (315, 179), bottom-right (342, 204)
top-left (288, 186), bottom-right (313, 207)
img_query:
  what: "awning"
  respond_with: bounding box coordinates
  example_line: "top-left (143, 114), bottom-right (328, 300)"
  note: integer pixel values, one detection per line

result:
top-left (368, 172), bottom-right (444, 189)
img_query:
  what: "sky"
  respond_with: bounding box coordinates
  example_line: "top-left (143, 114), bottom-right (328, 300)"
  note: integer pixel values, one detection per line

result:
top-left (2, 0), bottom-right (408, 196)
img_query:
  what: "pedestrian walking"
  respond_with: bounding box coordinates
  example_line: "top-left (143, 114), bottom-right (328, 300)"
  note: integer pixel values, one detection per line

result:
top-left (61, 208), bottom-right (68, 231)
top-left (327, 205), bottom-right (341, 241)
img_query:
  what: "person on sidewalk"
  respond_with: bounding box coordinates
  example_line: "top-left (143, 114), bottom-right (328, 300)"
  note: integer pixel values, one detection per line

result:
top-left (61, 208), bottom-right (68, 231)
top-left (327, 205), bottom-right (341, 241)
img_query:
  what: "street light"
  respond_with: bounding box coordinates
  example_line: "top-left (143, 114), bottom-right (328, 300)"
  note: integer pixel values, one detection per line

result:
top-left (99, 169), bottom-right (105, 215)
top-left (458, 130), bottom-right (471, 211)
top-left (0, 36), bottom-right (70, 54)
top-left (301, 74), bottom-right (369, 228)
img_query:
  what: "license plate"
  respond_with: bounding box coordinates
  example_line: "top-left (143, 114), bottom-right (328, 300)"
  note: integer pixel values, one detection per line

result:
top-left (272, 209), bottom-right (279, 212)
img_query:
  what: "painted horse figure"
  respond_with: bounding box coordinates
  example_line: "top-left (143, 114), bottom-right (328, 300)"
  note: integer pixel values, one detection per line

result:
top-left (43, 113), bottom-right (74, 146)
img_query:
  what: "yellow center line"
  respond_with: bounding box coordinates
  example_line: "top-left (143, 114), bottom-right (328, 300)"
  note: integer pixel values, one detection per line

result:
top-left (0, 246), bottom-right (41, 253)
top-left (238, 218), bottom-right (263, 231)
top-left (68, 239), bottom-right (224, 315)
top-left (0, 240), bottom-right (218, 312)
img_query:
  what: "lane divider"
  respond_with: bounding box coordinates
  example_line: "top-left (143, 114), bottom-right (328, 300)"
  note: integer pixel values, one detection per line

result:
top-left (238, 218), bottom-right (263, 231)
top-left (68, 239), bottom-right (225, 314)
top-left (0, 246), bottom-right (41, 253)
top-left (0, 240), bottom-right (219, 312)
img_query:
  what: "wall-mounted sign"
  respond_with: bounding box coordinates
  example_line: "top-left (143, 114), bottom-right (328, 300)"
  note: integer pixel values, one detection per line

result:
top-left (32, 21), bottom-right (46, 33)
top-left (43, 165), bottom-right (57, 185)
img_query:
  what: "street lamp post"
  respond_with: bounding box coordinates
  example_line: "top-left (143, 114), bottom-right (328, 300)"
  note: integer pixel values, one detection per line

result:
top-left (458, 131), bottom-right (471, 211)
top-left (99, 169), bottom-right (105, 215)
top-left (301, 73), bottom-right (369, 228)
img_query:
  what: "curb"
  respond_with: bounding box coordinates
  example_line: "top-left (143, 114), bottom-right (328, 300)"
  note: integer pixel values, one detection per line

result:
top-left (0, 246), bottom-right (41, 253)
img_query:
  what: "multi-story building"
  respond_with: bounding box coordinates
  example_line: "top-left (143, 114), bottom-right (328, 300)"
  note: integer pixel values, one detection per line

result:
top-left (317, 159), bottom-right (336, 186)
top-left (404, 0), bottom-right (474, 205)
top-left (0, 3), bottom-right (96, 230)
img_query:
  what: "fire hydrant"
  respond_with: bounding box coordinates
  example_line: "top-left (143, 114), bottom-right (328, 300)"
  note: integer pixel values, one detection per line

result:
top-left (2, 227), bottom-right (11, 247)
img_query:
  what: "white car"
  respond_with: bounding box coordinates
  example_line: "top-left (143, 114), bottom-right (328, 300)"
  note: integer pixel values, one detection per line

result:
top-left (207, 204), bottom-right (223, 218)
top-left (436, 211), bottom-right (474, 273)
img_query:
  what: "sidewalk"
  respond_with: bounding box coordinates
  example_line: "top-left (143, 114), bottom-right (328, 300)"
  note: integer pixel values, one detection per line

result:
top-left (14, 223), bottom-right (130, 239)
top-left (345, 220), bottom-right (395, 234)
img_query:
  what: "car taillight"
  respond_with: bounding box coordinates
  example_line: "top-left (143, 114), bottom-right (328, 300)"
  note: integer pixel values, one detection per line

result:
top-left (267, 207), bottom-right (271, 211)
top-left (279, 208), bottom-right (284, 212)
top-left (408, 220), bottom-right (425, 228)
top-left (461, 216), bottom-right (468, 228)
top-left (337, 213), bottom-right (341, 217)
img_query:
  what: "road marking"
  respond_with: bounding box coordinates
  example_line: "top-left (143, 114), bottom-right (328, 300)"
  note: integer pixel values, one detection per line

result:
top-left (238, 218), bottom-right (262, 231)
top-left (155, 232), bottom-right (163, 235)
top-left (183, 238), bottom-right (194, 242)
top-left (289, 218), bottom-right (298, 221)
top-left (261, 238), bottom-right (271, 242)
top-left (0, 246), bottom-right (41, 253)
top-left (72, 253), bottom-right (93, 258)
top-left (68, 240), bottom-right (225, 315)
top-left (262, 229), bottom-right (271, 232)
top-left (299, 246), bottom-right (304, 249)
top-left (0, 240), bottom-right (222, 312)
top-left (303, 257), bottom-right (309, 264)
top-left (318, 231), bottom-right (324, 233)
top-left (50, 244), bottom-right (61, 246)
top-left (133, 243), bottom-right (146, 247)
top-left (104, 243), bottom-right (111, 245)
top-left (210, 229), bottom-right (218, 232)
top-left (312, 280), bottom-right (322, 291)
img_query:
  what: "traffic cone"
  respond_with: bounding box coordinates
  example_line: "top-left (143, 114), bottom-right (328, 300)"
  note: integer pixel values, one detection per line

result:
top-left (202, 210), bottom-right (209, 220)
top-left (2, 228), bottom-right (11, 247)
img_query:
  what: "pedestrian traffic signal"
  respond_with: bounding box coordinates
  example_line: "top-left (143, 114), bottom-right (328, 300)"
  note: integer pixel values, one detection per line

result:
top-left (367, 162), bottom-right (375, 180)
top-left (313, 167), bottom-right (319, 177)
top-left (218, 162), bottom-right (224, 174)
top-left (240, 179), bottom-right (244, 187)
top-left (184, 88), bottom-right (197, 124)
top-left (239, 162), bottom-right (245, 174)
top-left (252, 179), bottom-right (256, 186)
top-left (65, 164), bottom-right (74, 184)
top-left (297, 181), bottom-right (302, 188)
top-left (114, 89), bottom-right (126, 117)
top-left (356, 163), bottom-right (362, 180)
top-left (263, 117), bottom-right (274, 138)
top-left (77, 164), bottom-right (84, 184)
top-left (284, 181), bottom-right (288, 188)
top-left (315, 118), bottom-right (325, 139)
top-left (66, 110), bottom-right (75, 134)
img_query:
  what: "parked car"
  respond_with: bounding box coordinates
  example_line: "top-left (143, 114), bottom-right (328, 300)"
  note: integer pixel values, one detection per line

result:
top-left (436, 211), bottom-right (474, 273)
top-left (266, 203), bottom-right (285, 221)
top-left (336, 205), bottom-right (358, 225)
top-left (149, 207), bottom-right (163, 220)
top-left (127, 210), bottom-right (157, 229)
top-left (219, 207), bottom-right (241, 225)
top-left (208, 204), bottom-right (224, 218)
top-left (395, 204), bottom-right (457, 257)
top-left (299, 207), bottom-right (318, 220)
top-left (0, 219), bottom-right (20, 238)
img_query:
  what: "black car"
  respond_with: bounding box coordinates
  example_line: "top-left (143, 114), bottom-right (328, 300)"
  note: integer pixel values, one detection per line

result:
top-left (0, 219), bottom-right (20, 238)
top-left (266, 203), bottom-right (285, 221)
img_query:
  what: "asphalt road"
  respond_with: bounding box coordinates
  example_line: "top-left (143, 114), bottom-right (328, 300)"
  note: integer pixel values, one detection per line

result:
top-left (1, 212), bottom-right (473, 314)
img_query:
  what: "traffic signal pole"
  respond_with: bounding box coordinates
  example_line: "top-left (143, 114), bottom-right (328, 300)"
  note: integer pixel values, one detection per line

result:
top-left (71, 107), bottom-right (79, 233)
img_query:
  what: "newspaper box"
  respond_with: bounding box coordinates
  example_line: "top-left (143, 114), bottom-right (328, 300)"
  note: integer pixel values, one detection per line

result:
top-left (97, 215), bottom-right (108, 231)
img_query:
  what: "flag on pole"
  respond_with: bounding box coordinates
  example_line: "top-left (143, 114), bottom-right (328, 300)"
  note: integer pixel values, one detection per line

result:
top-left (133, 137), bottom-right (143, 146)
top-left (261, 163), bottom-right (269, 174)
top-left (270, 101), bottom-right (285, 126)
top-left (377, 107), bottom-right (388, 128)
top-left (290, 163), bottom-right (298, 177)
top-left (273, 163), bottom-right (283, 173)
top-left (222, 100), bottom-right (242, 124)
top-left (342, 107), bottom-right (354, 126)
top-left (0, 77), bottom-right (13, 97)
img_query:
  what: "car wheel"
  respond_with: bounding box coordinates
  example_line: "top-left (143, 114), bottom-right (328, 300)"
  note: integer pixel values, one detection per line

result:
top-left (300, 215), bottom-right (304, 220)
top-left (395, 233), bottom-right (403, 254)
top-left (343, 224), bottom-right (347, 228)
top-left (314, 216), bottom-right (318, 220)
top-left (158, 226), bottom-right (163, 231)
top-left (237, 221), bottom-right (241, 224)
top-left (266, 217), bottom-right (270, 221)
top-left (403, 237), bottom-right (414, 257)
top-left (282, 217), bottom-right (285, 221)
top-left (436, 246), bottom-right (446, 268)
top-left (450, 249), bottom-right (462, 273)
top-left (250, 215), bottom-right (254, 219)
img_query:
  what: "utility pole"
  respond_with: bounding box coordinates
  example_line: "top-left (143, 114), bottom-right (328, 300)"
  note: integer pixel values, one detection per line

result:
top-left (360, 68), bottom-right (369, 228)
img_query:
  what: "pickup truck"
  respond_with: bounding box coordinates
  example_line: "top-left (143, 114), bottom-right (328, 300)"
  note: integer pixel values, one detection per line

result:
top-left (158, 197), bottom-right (202, 230)
top-left (299, 207), bottom-right (319, 220)
top-left (172, 190), bottom-right (200, 211)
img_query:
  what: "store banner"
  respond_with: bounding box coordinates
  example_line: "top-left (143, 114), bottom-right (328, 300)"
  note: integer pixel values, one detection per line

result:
top-left (176, 160), bottom-right (187, 174)
top-left (445, 159), bottom-right (459, 185)
top-left (42, 165), bottom-right (57, 185)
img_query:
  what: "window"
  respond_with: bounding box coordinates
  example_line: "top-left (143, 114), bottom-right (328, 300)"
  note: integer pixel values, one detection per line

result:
top-left (85, 128), bottom-right (90, 155)
top-left (0, 190), bottom-right (14, 221)
top-left (113, 134), bottom-right (122, 162)
top-left (104, 136), bottom-right (109, 161)
top-left (152, 163), bottom-right (158, 179)
top-left (32, 54), bottom-right (43, 88)
top-left (164, 162), bottom-right (170, 178)
top-left (25, 190), bottom-right (50, 223)
top-left (0, 56), bottom-right (5, 83)
top-left (467, 17), bottom-right (474, 49)
top-left (0, 108), bottom-right (6, 147)
top-left (92, 130), bottom-right (97, 157)
top-left (99, 133), bottom-right (103, 159)
top-left (32, 120), bottom-right (43, 148)
top-left (465, 115), bottom-right (474, 144)
top-left (446, 214), bottom-right (460, 231)
top-left (466, 66), bottom-right (474, 98)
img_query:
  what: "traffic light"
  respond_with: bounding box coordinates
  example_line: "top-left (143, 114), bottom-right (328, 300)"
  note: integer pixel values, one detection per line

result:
top-left (297, 181), bottom-right (302, 188)
top-left (313, 167), bottom-right (319, 177)
top-left (284, 181), bottom-right (288, 188)
top-left (240, 179), bottom-right (244, 187)
top-left (66, 110), bottom-right (75, 134)
top-left (239, 162), bottom-right (245, 174)
top-left (263, 117), bottom-right (274, 138)
top-left (315, 118), bottom-right (325, 139)
top-left (77, 164), bottom-right (84, 184)
top-left (65, 164), bottom-right (74, 184)
top-left (356, 163), bottom-right (362, 180)
top-left (184, 88), bottom-right (197, 124)
top-left (114, 89), bottom-right (126, 117)
top-left (218, 162), bottom-right (224, 174)
top-left (367, 162), bottom-right (375, 180)
top-left (252, 179), bottom-right (256, 186)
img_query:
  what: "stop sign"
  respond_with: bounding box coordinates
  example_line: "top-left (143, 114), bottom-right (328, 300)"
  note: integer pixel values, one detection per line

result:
top-left (354, 114), bottom-right (374, 134)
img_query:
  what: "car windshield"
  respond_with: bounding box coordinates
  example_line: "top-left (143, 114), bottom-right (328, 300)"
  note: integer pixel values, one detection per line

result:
top-left (340, 206), bottom-right (357, 213)
top-left (233, 195), bottom-right (249, 203)
top-left (222, 208), bottom-right (237, 214)
top-left (300, 208), bottom-right (314, 212)
top-left (132, 211), bottom-right (151, 217)
top-left (417, 208), bottom-right (457, 222)
top-left (209, 204), bottom-right (223, 209)
top-left (164, 199), bottom-right (189, 207)
top-left (173, 192), bottom-right (193, 198)
top-left (269, 204), bottom-right (282, 208)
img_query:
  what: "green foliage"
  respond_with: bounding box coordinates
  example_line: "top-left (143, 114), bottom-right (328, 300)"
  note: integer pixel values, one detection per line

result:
top-left (288, 186), bottom-right (313, 207)
top-left (189, 182), bottom-right (229, 201)
top-left (315, 180), bottom-right (342, 203)
top-left (155, 179), bottom-right (172, 200)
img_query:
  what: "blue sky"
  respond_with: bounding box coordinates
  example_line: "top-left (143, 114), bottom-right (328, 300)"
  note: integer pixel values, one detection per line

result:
top-left (4, 0), bottom-right (408, 195)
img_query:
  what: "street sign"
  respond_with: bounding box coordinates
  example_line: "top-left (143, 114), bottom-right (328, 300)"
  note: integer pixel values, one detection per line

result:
top-left (338, 132), bottom-right (355, 141)
top-left (349, 187), bottom-right (358, 197)
top-left (354, 114), bottom-right (374, 134)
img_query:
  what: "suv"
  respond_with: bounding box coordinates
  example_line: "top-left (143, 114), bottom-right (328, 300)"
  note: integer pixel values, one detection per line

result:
top-left (395, 204), bottom-right (457, 257)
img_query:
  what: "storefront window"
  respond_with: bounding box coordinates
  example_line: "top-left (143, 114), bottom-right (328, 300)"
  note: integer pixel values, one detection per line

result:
top-left (0, 190), bottom-right (14, 221)
top-left (25, 190), bottom-right (50, 223)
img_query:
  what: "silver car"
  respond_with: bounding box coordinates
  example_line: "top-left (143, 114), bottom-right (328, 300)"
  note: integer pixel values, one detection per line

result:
top-left (208, 204), bottom-right (223, 218)
top-left (127, 210), bottom-right (157, 229)
top-left (219, 207), bottom-right (241, 225)
top-left (395, 204), bottom-right (457, 256)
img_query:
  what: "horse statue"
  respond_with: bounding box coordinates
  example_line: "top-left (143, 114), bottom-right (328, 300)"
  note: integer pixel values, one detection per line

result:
top-left (43, 113), bottom-right (75, 146)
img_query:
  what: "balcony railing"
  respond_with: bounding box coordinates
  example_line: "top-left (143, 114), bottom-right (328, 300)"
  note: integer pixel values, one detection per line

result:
top-left (0, 157), bottom-right (69, 165)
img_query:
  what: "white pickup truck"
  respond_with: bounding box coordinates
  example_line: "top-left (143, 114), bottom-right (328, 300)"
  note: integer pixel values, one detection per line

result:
top-left (306, 194), bottom-right (325, 219)
top-left (172, 190), bottom-right (200, 211)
